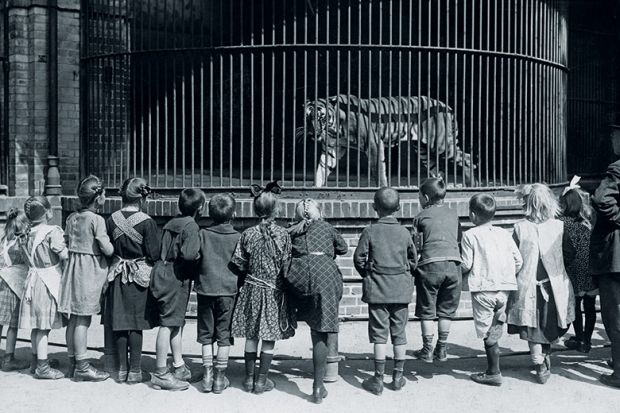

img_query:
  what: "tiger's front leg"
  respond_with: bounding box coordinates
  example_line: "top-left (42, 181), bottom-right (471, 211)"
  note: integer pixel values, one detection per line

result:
top-left (314, 150), bottom-right (338, 187)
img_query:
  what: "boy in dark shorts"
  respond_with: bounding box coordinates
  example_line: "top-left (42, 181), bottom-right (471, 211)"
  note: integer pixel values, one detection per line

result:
top-left (353, 187), bottom-right (418, 395)
top-left (149, 188), bottom-right (203, 391)
top-left (461, 194), bottom-right (522, 386)
top-left (195, 193), bottom-right (241, 394)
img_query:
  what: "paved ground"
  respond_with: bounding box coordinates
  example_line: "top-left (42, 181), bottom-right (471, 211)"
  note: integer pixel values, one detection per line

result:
top-left (1, 318), bottom-right (619, 413)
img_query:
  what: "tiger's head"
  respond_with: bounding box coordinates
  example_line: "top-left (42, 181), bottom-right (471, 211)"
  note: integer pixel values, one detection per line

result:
top-left (296, 98), bottom-right (342, 146)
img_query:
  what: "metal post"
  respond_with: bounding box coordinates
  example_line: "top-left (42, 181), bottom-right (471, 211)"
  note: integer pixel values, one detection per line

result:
top-left (46, 0), bottom-right (61, 195)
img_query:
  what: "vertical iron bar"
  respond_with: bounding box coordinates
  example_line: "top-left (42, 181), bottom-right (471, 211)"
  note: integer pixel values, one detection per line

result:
top-left (291, 0), bottom-right (296, 186)
top-left (281, 0), bottom-right (286, 184)
top-left (357, 0), bottom-right (362, 187)
top-left (270, 0), bottom-right (275, 182)
top-left (250, 1), bottom-right (254, 184)
top-left (261, 0), bottom-right (265, 184)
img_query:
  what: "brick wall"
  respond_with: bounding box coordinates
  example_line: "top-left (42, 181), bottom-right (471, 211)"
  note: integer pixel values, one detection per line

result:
top-left (1, 1), bottom-right (81, 196)
top-left (57, 0), bottom-right (80, 193)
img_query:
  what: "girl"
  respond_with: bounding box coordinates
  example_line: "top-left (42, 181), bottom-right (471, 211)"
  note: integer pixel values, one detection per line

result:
top-left (559, 181), bottom-right (597, 353)
top-left (412, 176), bottom-right (462, 362)
top-left (507, 183), bottom-right (576, 384)
top-left (231, 181), bottom-right (296, 394)
top-left (287, 199), bottom-right (348, 403)
top-left (105, 177), bottom-right (160, 384)
top-left (59, 175), bottom-right (114, 381)
top-left (0, 209), bottom-right (30, 371)
top-left (19, 196), bottom-right (68, 379)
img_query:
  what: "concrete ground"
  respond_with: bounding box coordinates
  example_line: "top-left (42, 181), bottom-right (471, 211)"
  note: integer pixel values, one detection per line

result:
top-left (1, 318), bottom-right (619, 413)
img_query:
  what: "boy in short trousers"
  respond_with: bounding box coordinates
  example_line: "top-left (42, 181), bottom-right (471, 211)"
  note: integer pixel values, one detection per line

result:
top-left (461, 194), bottom-right (523, 386)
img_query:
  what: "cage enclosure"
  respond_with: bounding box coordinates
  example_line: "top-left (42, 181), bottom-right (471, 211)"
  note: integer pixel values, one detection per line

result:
top-left (82, 0), bottom-right (568, 193)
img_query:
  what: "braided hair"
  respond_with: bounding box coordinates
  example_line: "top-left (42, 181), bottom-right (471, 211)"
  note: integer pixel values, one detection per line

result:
top-left (77, 175), bottom-right (105, 208)
top-left (119, 177), bottom-right (151, 205)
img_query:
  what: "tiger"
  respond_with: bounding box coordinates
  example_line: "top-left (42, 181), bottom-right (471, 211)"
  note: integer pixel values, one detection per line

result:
top-left (298, 95), bottom-right (475, 187)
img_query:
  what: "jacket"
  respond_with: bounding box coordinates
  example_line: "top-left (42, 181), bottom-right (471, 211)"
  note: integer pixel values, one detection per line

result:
top-left (460, 223), bottom-right (522, 292)
top-left (506, 218), bottom-right (576, 329)
top-left (591, 159), bottom-right (620, 275)
top-left (412, 203), bottom-right (462, 266)
top-left (195, 223), bottom-right (241, 296)
top-left (353, 216), bottom-right (417, 304)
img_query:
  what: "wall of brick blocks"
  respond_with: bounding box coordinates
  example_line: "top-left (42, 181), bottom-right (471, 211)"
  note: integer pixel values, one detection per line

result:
top-left (1, 0), bottom-right (81, 196)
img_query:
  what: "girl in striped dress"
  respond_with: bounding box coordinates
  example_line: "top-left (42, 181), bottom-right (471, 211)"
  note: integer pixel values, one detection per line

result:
top-left (0, 209), bottom-right (30, 371)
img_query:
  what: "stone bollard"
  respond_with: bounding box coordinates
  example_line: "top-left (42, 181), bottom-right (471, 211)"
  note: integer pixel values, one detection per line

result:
top-left (324, 332), bottom-right (340, 382)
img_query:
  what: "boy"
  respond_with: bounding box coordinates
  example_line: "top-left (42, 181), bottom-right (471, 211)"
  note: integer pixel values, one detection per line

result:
top-left (150, 188), bottom-right (203, 391)
top-left (460, 193), bottom-right (522, 386)
top-left (195, 193), bottom-right (241, 393)
top-left (353, 187), bottom-right (417, 395)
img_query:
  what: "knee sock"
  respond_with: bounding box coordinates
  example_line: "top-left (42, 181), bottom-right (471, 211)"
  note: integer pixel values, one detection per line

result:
top-left (393, 359), bottom-right (405, 373)
top-left (128, 330), bottom-right (143, 372)
top-left (258, 352), bottom-right (274, 376)
top-left (484, 341), bottom-right (500, 375)
top-left (114, 331), bottom-right (129, 372)
top-left (203, 353), bottom-right (214, 367)
top-left (583, 295), bottom-right (596, 344)
top-left (215, 350), bottom-right (229, 370)
top-left (374, 359), bottom-right (386, 376)
top-left (437, 330), bottom-right (449, 345)
top-left (422, 334), bottom-right (434, 349)
top-left (244, 352), bottom-right (257, 379)
top-left (573, 296), bottom-right (584, 340)
top-left (311, 332), bottom-right (328, 387)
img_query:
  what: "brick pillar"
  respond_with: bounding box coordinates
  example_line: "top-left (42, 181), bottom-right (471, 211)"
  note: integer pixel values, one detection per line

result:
top-left (4, 0), bottom-right (80, 196)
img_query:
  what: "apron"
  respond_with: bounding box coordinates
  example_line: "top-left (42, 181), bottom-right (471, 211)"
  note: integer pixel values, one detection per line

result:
top-left (22, 225), bottom-right (63, 304)
top-left (0, 239), bottom-right (28, 298)
top-left (107, 211), bottom-right (153, 288)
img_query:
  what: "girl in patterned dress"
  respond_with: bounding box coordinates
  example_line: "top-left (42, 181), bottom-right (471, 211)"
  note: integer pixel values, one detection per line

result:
top-left (19, 196), bottom-right (68, 380)
top-left (231, 181), bottom-right (296, 394)
top-left (287, 199), bottom-right (348, 403)
top-left (59, 175), bottom-right (114, 381)
top-left (559, 182), bottom-right (597, 353)
top-left (0, 209), bottom-right (30, 371)
top-left (105, 178), bottom-right (161, 384)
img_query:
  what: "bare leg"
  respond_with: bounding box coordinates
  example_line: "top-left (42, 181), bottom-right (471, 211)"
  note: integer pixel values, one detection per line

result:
top-left (155, 327), bottom-right (171, 370)
top-left (170, 326), bottom-right (184, 367)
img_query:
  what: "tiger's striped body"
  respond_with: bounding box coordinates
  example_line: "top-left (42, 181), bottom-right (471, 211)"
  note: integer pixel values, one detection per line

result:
top-left (300, 95), bottom-right (474, 187)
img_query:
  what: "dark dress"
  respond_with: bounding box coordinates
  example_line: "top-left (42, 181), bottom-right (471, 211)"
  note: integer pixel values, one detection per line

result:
top-left (288, 219), bottom-right (348, 333)
top-left (560, 216), bottom-right (596, 294)
top-left (104, 211), bottom-right (161, 331)
top-left (507, 261), bottom-right (569, 344)
top-left (149, 216), bottom-right (200, 327)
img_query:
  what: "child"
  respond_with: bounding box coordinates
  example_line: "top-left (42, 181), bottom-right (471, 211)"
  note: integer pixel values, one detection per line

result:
top-left (59, 175), bottom-right (114, 381)
top-left (507, 183), bottom-right (575, 384)
top-left (105, 177), bottom-right (161, 384)
top-left (18, 196), bottom-right (68, 379)
top-left (353, 187), bottom-right (417, 395)
top-left (287, 198), bottom-right (348, 403)
top-left (195, 193), bottom-right (241, 394)
top-left (461, 194), bottom-right (523, 386)
top-left (230, 181), bottom-right (296, 394)
top-left (149, 189), bottom-right (203, 391)
top-left (0, 209), bottom-right (30, 371)
top-left (412, 176), bottom-right (462, 362)
top-left (559, 181), bottom-right (597, 354)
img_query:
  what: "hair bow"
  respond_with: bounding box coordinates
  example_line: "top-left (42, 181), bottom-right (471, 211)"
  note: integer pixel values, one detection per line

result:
top-left (250, 180), bottom-right (282, 198)
top-left (562, 175), bottom-right (581, 196)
